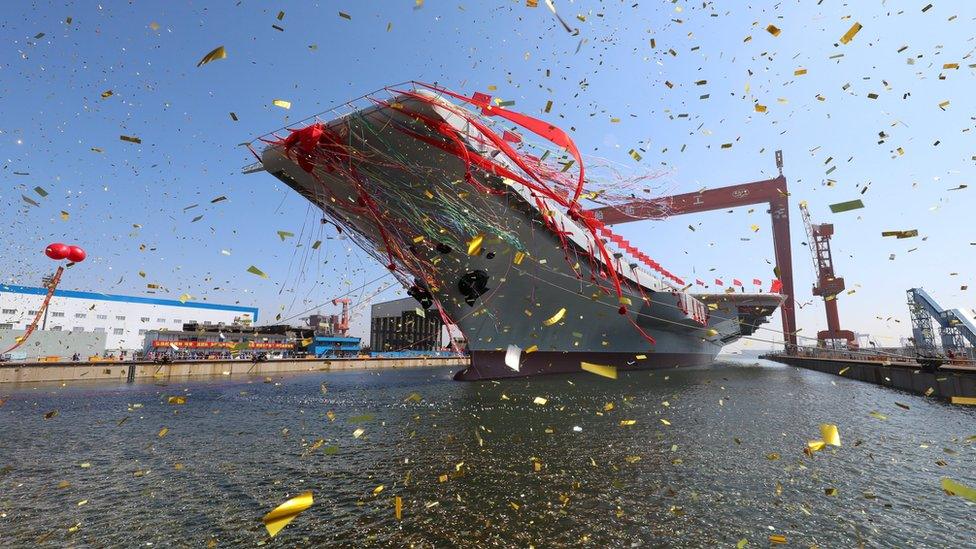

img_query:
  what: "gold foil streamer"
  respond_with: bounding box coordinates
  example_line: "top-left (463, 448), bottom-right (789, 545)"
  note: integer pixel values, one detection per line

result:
top-left (262, 492), bottom-right (314, 537)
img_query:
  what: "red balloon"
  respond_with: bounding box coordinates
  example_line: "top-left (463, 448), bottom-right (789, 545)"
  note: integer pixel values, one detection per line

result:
top-left (66, 246), bottom-right (86, 263)
top-left (45, 243), bottom-right (69, 260)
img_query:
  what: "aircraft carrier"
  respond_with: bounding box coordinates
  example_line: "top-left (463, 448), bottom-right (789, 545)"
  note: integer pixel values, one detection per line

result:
top-left (250, 85), bottom-right (782, 380)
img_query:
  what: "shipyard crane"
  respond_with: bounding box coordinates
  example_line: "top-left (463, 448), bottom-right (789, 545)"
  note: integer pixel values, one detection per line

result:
top-left (906, 288), bottom-right (976, 359)
top-left (331, 298), bottom-right (351, 337)
top-left (798, 201), bottom-right (856, 348)
top-left (584, 150), bottom-right (799, 351)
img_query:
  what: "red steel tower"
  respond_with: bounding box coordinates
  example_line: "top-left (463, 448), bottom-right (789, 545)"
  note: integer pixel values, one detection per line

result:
top-left (799, 201), bottom-right (855, 348)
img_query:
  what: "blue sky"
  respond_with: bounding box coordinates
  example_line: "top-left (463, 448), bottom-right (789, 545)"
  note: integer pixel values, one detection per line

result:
top-left (1, 1), bottom-right (974, 348)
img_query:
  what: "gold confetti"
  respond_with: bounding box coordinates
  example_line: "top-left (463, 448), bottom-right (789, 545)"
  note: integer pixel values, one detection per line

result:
top-left (766, 24), bottom-right (781, 37)
top-left (794, 68), bottom-right (807, 76)
top-left (542, 307), bottom-right (566, 326)
top-left (513, 250), bottom-right (526, 265)
top-left (820, 424), bottom-right (841, 446)
top-left (277, 230), bottom-right (294, 241)
top-left (829, 199), bottom-right (864, 213)
top-left (754, 104), bottom-right (767, 113)
top-left (196, 46), bottom-right (227, 67)
top-left (525, 344), bottom-right (538, 353)
top-left (372, 485), bottom-right (384, 496)
top-left (60, 211), bottom-right (69, 221)
top-left (101, 90), bottom-right (113, 99)
top-left (167, 396), bottom-right (187, 405)
top-left (950, 396), bottom-right (976, 405)
top-left (533, 396), bottom-right (548, 405)
top-left (158, 427), bottom-right (169, 437)
top-left (881, 230), bottom-right (918, 239)
top-left (769, 535), bottom-right (787, 544)
top-left (938, 100), bottom-right (950, 110)
top-left (838, 366), bottom-right (850, 375)
top-left (628, 149), bottom-right (642, 161)
top-left (120, 135), bottom-right (142, 144)
top-left (941, 477), bottom-right (976, 502)
top-left (466, 234), bottom-right (484, 256)
top-left (247, 265), bottom-right (269, 279)
top-left (807, 440), bottom-right (826, 452)
top-left (352, 427), bottom-right (365, 438)
top-left (178, 293), bottom-right (191, 303)
top-left (149, 21), bottom-right (160, 31)
top-left (660, 419), bottom-right (671, 426)
top-left (395, 496), bottom-right (402, 520)
top-left (273, 99), bottom-right (292, 110)
top-left (338, 11), bottom-right (351, 20)
top-left (44, 410), bottom-right (59, 419)
top-left (580, 361), bottom-right (617, 379)
top-left (869, 411), bottom-right (887, 420)
top-left (619, 420), bottom-right (637, 426)
top-left (839, 22), bottom-right (862, 44)
top-left (262, 492), bottom-right (314, 537)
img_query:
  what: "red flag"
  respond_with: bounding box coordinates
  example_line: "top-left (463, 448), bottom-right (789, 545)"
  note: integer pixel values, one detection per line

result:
top-left (770, 279), bottom-right (783, 293)
top-left (714, 278), bottom-right (724, 286)
top-left (753, 278), bottom-right (762, 286)
top-left (696, 279), bottom-right (705, 286)
top-left (733, 279), bottom-right (743, 287)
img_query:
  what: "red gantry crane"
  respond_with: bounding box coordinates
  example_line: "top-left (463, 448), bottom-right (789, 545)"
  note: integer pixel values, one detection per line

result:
top-left (798, 201), bottom-right (856, 348)
top-left (584, 150), bottom-right (799, 351)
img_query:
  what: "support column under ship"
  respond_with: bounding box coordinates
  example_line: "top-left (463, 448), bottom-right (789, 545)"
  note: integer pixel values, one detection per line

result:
top-left (250, 87), bottom-right (783, 380)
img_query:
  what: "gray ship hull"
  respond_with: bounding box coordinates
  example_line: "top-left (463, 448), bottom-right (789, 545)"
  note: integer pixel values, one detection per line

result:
top-left (256, 91), bottom-right (782, 380)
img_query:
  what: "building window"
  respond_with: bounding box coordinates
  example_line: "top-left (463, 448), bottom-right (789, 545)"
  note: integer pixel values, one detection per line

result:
top-left (1, 308), bottom-right (16, 315)
top-left (140, 317), bottom-right (150, 322)
top-left (154, 318), bottom-right (164, 323)
top-left (116, 315), bottom-right (126, 321)
top-left (75, 313), bottom-right (87, 319)
top-left (51, 311), bottom-right (65, 318)
top-left (93, 327), bottom-right (106, 334)
top-left (0, 323), bottom-right (12, 330)
top-left (72, 326), bottom-right (84, 333)
top-left (113, 328), bottom-right (124, 335)
top-left (138, 329), bottom-right (147, 335)
top-left (28, 310), bottom-right (38, 316)
top-left (173, 319), bottom-right (181, 324)
top-left (97, 314), bottom-right (108, 320)
top-left (51, 326), bottom-right (63, 331)
top-left (203, 321), bottom-right (212, 326)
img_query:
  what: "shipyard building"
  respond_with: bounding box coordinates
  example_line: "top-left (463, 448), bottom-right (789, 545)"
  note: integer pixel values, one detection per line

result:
top-left (0, 284), bottom-right (257, 359)
top-left (370, 297), bottom-right (443, 354)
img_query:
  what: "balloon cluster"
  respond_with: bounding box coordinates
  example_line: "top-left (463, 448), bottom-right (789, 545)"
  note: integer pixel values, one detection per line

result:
top-left (45, 242), bottom-right (86, 263)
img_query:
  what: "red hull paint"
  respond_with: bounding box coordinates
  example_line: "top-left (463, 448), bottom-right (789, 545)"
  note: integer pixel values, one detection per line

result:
top-left (454, 350), bottom-right (717, 381)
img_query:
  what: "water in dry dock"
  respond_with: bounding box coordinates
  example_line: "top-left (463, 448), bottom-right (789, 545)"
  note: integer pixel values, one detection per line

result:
top-left (0, 360), bottom-right (974, 547)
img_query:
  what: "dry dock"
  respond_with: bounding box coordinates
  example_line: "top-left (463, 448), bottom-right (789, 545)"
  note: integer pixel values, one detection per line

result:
top-left (764, 353), bottom-right (976, 403)
top-left (0, 356), bottom-right (469, 384)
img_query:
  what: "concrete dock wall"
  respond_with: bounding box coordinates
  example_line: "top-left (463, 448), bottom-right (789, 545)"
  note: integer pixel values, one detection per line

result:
top-left (0, 356), bottom-right (469, 384)
top-left (766, 354), bottom-right (976, 400)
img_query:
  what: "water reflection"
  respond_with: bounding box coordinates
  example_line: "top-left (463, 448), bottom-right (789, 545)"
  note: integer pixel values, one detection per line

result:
top-left (0, 360), bottom-right (973, 547)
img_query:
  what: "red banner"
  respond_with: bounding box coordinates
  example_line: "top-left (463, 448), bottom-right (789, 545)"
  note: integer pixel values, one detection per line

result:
top-left (151, 341), bottom-right (293, 350)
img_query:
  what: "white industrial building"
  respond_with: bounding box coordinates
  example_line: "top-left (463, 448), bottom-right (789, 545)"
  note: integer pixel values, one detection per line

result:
top-left (0, 283), bottom-right (258, 356)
